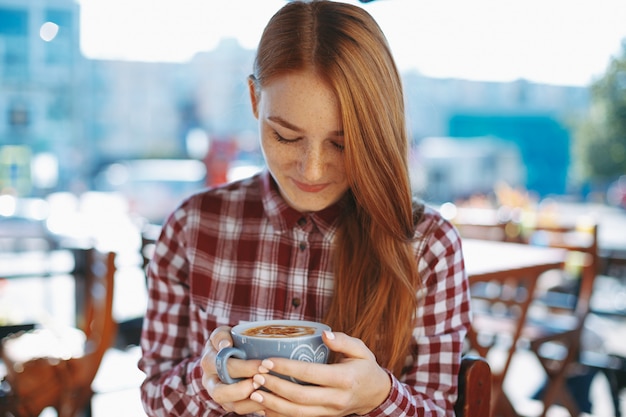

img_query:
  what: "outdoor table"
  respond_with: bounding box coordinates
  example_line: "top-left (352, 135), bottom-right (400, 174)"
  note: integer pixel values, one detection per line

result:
top-left (462, 238), bottom-right (568, 417)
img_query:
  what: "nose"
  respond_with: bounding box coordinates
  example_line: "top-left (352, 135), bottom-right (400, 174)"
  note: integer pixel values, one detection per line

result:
top-left (299, 143), bottom-right (325, 181)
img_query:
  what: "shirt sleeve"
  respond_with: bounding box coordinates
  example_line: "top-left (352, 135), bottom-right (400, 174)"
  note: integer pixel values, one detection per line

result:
top-left (138, 205), bottom-right (224, 417)
top-left (369, 213), bottom-right (471, 417)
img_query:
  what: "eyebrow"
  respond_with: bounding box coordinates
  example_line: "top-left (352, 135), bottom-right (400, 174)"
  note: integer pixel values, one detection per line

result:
top-left (268, 116), bottom-right (343, 137)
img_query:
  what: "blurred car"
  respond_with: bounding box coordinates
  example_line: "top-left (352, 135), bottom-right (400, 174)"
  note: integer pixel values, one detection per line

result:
top-left (94, 159), bottom-right (207, 224)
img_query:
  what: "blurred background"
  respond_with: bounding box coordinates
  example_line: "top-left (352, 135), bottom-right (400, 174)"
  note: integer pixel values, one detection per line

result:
top-left (2, 0), bottom-right (626, 217)
top-left (1, 0), bottom-right (626, 223)
top-left (1, 0), bottom-right (626, 416)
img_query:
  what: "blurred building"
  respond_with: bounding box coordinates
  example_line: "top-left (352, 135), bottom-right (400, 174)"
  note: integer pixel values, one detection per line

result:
top-left (84, 60), bottom-right (187, 164)
top-left (0, 0), bottom-right (591, 202)
top-left (412, 136), bottom-right (524, 203)
top-left (83, 38), bottom-right (260, 183)
top-left (0, 0), bottom-right (85, 195)
top-left (404, 74), bottom-right (589, 198)
top-left (79, 55), bottom-right (593, 199)
top-left (404, 74), bottom-right (589, 139)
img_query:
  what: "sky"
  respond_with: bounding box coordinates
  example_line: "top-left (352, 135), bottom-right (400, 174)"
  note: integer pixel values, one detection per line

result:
top-left (76, 0), bottom-right (626, 86)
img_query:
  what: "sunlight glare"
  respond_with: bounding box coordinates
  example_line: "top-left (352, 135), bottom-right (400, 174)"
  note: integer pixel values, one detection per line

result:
top-left (39, 22), bottom-right (59, 42)
top-left (76, 0), bottom-right (626, 86)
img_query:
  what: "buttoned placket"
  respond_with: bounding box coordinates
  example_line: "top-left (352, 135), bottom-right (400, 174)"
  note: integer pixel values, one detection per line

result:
top-left (289, 216), bottom-right (312, 315)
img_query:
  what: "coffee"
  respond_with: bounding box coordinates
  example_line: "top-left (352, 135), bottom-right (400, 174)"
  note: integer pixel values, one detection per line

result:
top-left (242, 324), bottom-right (316, 338)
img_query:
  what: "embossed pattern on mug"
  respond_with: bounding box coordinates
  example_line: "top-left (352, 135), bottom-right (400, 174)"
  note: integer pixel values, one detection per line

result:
top-left (290, 344), bottom-right (329, 363)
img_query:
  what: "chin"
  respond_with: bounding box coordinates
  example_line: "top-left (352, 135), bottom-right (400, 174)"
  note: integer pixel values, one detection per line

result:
top-left (291, 203), bottom-right (325, 213)
top-left (287, 196), bottom-right (331, 213)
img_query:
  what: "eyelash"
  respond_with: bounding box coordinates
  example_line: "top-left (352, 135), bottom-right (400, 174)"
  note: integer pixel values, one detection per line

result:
top-left (272, 131), bottom-right (345, 152)
top-left (273, 131), bottom-right (296, 143)
top-left (333, 142), bottom-right (345, 152)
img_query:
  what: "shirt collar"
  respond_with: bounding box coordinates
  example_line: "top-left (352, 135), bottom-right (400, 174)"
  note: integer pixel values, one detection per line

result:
top-left (261, 170), bottom-right (343, 239)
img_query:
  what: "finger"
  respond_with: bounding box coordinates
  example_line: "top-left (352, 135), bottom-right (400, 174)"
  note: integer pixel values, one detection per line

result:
top-left (205, 374), bottom-right (266, 415)
top-left (225, 357), bottom-right (264, 381)
top-left (255, 357), bottom-right (389, 416)
top-left (253, 371), bottom-right (346, 408)
top-left (201, 334), bottom-right (232, 375)
top-left (226, 397), bottom-right (268, 416)
top-left (250, 386), bottom-right (332, 417)
top-left (256, 331), bottom-right (374, 387)
top-left (258, 357), bottom-right (330, 387)
top-left (202, 327), bottom-right (234, 375)
top-left (322, 331), bottom-right (375, 361)
top-left (209, 326), bottom-right (234, 350)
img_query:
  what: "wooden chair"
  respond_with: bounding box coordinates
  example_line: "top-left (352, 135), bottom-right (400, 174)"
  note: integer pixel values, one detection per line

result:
top-left (0, 248), bottom-right (117, 417)
top-left (585, 248), bottom-right (626, 416)
top-left (455, 355), bottom-right (492, 417)
top-left (520, 222), bottom-right (600, 417)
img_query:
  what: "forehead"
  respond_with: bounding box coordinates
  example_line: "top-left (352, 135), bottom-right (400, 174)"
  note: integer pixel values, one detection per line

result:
top-left (261, 71), bottom-right (334, 100)
top-left (259, 71), bottom-right (341, 128)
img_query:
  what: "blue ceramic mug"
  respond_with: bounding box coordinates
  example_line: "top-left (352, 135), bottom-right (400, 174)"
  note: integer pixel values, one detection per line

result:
top-left (215, 319), bottom-right (330, 384)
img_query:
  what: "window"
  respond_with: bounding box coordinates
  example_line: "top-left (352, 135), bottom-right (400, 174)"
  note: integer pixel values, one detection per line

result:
top-left (0, 8), bottom-right (29, 78)
top-left (0, 8), bottom-right (27, 36)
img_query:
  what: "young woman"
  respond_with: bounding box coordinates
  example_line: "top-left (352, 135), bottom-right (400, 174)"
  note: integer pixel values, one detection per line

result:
top-left (139, 1), bottom-right (471, 416)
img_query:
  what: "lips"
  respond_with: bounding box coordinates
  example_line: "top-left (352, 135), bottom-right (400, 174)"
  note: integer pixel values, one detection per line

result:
top-left (293, 179), bottom-right (329, 193)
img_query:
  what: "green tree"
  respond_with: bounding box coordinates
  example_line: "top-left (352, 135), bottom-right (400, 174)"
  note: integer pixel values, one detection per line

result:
top-left (574, 40), bottom-right (626, 187)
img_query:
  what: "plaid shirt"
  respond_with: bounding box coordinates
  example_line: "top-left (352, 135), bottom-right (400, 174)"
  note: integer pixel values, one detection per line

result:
top-left (139, 170), bottom-right (471, 417)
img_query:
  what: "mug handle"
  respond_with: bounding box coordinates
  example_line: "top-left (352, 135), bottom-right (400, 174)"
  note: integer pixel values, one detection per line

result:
top-left (215, 347), bottom-right (247, 384)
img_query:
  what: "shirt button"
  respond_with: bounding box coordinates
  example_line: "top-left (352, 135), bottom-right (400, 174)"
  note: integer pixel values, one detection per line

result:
top-left (292, 298), bottom-right (302, 308)
top-left (297, 217), bottom-right (307, 227)
top-left (299, 242), bottom-right (306, 251)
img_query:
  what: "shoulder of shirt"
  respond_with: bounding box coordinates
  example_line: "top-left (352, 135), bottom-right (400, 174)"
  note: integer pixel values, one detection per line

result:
top-left (415, 203), bottom-right (450, 230)
top-left (414, 202), bottom-right (460, 243)
top-left (163, 174), bottom-right (263, 222)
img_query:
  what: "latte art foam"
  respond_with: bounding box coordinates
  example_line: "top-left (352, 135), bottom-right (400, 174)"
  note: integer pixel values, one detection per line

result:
top-left (242, 324), bottom-right (316, 338)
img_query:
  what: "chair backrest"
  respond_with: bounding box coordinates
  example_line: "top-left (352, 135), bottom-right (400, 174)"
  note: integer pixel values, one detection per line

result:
top-left (74, 248), bottom-right (118, 384)
top-left (0, 248), bottom-right (117, 417)
top-left (529, 222), bottom-right (599, 319)
top-left (455, 355), bottom-right (492, 417)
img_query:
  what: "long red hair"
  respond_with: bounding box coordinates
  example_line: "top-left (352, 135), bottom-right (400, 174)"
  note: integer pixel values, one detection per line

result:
top-left (251, 0), bottom-right (422, 376)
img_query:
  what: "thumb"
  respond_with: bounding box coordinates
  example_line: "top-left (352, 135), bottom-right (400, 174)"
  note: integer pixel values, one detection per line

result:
top-left (323, 330), bottom-right (373, 360)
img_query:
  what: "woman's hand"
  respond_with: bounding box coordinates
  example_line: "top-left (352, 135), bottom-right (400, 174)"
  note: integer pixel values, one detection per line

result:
top-left (249, 331), bottom-right (392, 417)
top-left (201, 326), bottom-right (265, 415)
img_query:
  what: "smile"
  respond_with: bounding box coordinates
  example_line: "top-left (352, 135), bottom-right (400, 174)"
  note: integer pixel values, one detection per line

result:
top-left (293, 179), bottom-right (329, 193)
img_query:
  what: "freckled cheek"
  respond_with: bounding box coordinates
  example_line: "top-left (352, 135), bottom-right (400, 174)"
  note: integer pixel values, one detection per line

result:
top-left (261, 142), bottom-right (296, 171)
top-left (331, 153), bottom-right (347, 176)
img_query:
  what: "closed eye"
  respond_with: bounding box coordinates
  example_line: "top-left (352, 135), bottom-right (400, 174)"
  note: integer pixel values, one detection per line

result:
top-left (271, 125), bottom-right (344, 152)
top-left (272, 131), bottom-right (300, 143)
top-left (332, 141), bottom-right (345, 152)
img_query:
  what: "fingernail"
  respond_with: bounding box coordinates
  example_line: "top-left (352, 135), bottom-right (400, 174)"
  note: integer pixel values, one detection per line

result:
top-left (324, 330), bottom-right (335, 340)
top-left (252, 381), bottom-right (260, 390)
top-left (261, 359), bottom-right (274, 370)
top-left (218, 339), bottom-right (231, 349)
top-left (253, 374), bottom-right (265, 386)
top-left (250, 392), bottom-right (263, 403)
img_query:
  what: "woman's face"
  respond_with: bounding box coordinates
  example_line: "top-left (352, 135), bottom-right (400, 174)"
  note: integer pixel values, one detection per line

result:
top-left (249, 71), bottom-right (349, 213)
